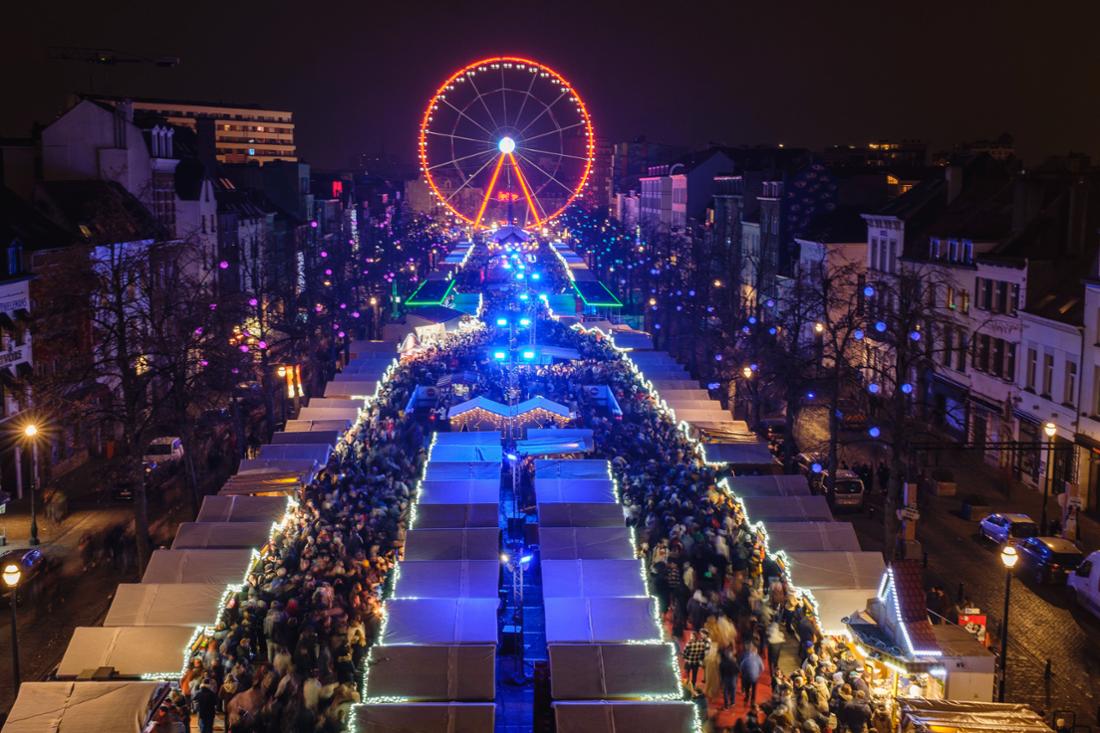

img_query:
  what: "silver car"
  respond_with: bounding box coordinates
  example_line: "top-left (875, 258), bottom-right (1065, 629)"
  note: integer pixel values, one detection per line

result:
top-left (979, 512), bottom-right (1038, 545)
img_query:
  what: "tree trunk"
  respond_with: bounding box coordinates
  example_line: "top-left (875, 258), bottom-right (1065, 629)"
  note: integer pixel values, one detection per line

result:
top-left (129, 451), bottom-right (151, 574)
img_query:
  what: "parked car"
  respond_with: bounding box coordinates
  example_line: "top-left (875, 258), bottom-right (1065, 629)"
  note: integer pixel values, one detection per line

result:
top-left (979, 512), bottom-right (1039, 545)
top-left (828, 469), bottom-right (866, 511)
top-left (0, 547), bottom-right (46, 604)
top-left (1015, 536), bottom-right (1084, 584)
top-left (143, 436), bottom-right (184, 471)
top-left (1068, 550), bottom-right (1100, 618)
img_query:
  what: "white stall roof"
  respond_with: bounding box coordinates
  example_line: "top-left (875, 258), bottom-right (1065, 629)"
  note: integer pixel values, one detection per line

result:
top-left (283, 419), bottom-right (351, 433)
top-left (430, 444), bottom-right (504, 462)
top-left (650, 380), bottom-right (700, 390)
top-left (172, 521), bottom-right (271, 550)
top-left (741, 495), bottom-right (834, 522)
top-left (257, 442), bottom-right (332, 464)
top-left (765, 522), bottom-right (861, 552)
top-left (424, 461), bottom-right (500, 481)
top-left (542, 560), bottom-right (647, 597)
top-left (236, 458), bottom-right (318, 480)
top-left (363, 645), bottom-right (496, 701)
top-left (655, 388), bottom-right (711, 401)
top-left (197, 495), bottom-right (289, 524)
top-left (725, 475), bottom-right (811, 497)
top-left (612, 331), bottom-right (653, 350)
top-left (664, 398), bottom-right (724, 413)
top-left (392, 560), bottom-right (499, 599)
top-left (418, 479), bottom-right (500, 505)
top-left (538, 502), bottom-right (625, 528)
top-left (548, 643), bottom-right (680, 699)
top-left (348, 340), bottom-right (398, 358)
top-left (704, 441), bottom-right (775, 466)
top-left (270, 430), bottom-right (340, 447)
top-left (2, 681), bottom-right (166, 733)
top-left (297, 406), bottom-right (361, 421)
top-left (352, 702), bottom-right (495, 733)
top-left (534, 459), bottom-right (610, 480)
top-left (535, 479), bottom-right (616, 504)
top-left (554, 700), bottom-right (697, 733)
top-left (404, 528), bottom-right (500, 561)
top-left (544, 597), bottom-right (659, 643)
top-left (538, 527), bottom-right (635, 560)
top-left (323, 380), bottom-right (378, 399)
top-left (784, 551), bottom-right (886, 591)
top-left (519, 428), bottom-right (595, 456)
top-left (380, 598), bottom-right (499, 645)
top-left (58, 626), bottom-right (195, 678)
top-left (305, 397), bottom-right (363, 410)
top-left (219, 470), bottom-right (303, 496)
top-left (142, 549), bottom-right (254, 584)
top-left (801, 588), bottom-right (875, 635)
top-left (104, 583), bottom-right (225, 627)
top-left (435, 432), bottom-right (503, 445)
top-left (412, 503), bottom-right (499, 529)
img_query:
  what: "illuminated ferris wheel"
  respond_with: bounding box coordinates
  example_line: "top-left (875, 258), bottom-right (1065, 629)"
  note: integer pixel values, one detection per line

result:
top-left (418, 56), bottom-right (595, 231)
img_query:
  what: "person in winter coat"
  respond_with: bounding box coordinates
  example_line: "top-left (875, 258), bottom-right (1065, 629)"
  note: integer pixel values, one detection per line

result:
top-left (739, 645), bottom-right (765, 708)
top-left (719, 643), bottom-right (739, 709)
top-left (840, 690), bottom-right (872, 733)
top-left (193, 678), bottom-right (218, 733)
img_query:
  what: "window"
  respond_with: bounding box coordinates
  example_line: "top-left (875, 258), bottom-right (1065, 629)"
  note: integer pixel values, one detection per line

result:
top-left (995, 281), bottom-right (1008, 314)
top-left (1026, 348), bottom-right (1037, 390)
top-left (888, 240), bottom-right (897, 272)
top-left (1006, 343), bottom-right (1017, 381)
top-left (992, 339), bottom-right (1005, 378)
top-left (961, 290), bottom-right (970, 314)
top-left (1093, 366), bottom-right (1100, 415)
top-left (963, 240), bottom-right (973, 263)
top-left (980, 278), bottom-right (993, 310)
top-left (975, 334), bottom-right (991, 372)
top-left (870, 238), bottom-right (878, 270)
top-left (942, 325), bottom-right (954, 366)
top-left (1010, 284), bottom-right (1019, 315)
top-left (946, 285), bottom-right (956, 310)
top-left (956, 330), bottom-right (968, 372)
top-left (1065, 360), bottom-right (1078, 405)
top-left (1042, 353), bottom-right (1054, 397)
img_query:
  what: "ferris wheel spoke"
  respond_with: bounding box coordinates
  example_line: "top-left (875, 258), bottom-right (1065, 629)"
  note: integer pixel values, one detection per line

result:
top-left (521, 121), bottom-right (585, 144)
top-left (442, 154), bottom-right (499, 204)
top-left (425, 129), bottom-right (497, 145)
top-left (466, 74), bottom-right (501, 131)
top-left (500, 67), bottom-right (508, 127)
top-left (518, 89), bottom-right (569, 135)
top-left (426, 146), bottom-right (498, 172)
top-left (440, 97), bottom-right (495, 137)
top-left (510, 71), bottom-right (539, 129)
top-left (519, 145), bottom-right (591, 161)
top-left (508, 154), bottom-right (548, 224)
top-left (515, 152), bottom-right (576, 195)
top-left (473, 154), bottom-right (507, 229)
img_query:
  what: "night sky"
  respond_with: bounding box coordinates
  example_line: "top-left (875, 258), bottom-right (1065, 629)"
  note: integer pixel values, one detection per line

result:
top-left (4, 0), bottom-right (1098, 171)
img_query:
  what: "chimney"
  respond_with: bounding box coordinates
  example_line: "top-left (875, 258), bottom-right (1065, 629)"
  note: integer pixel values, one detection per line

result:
top-left (945, 164), bottom-right (963, 204)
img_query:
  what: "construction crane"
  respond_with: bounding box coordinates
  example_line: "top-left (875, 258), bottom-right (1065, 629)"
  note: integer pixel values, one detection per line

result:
top-left (48, 47), bottom-right (180, 93)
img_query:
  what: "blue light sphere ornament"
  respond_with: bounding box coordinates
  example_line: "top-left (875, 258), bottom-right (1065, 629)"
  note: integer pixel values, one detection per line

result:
top-left (901, 383), bottom-right (914, 394)
top-left (863, 285), bottom-right (875, 297)
top-left (854, 329), bottom-right (864, 340)
top-left (868, 426), bottom-right (881, 438)
top-left (868, 383), bottom-right (880, 394)
top-left (768, 326), bottom-right (778, 335)
top-left (909, 330), bottom-right (921, 341)
top-left (874, 321), bottom-right (887, 332)
top-left (741, 326), bottom-right (751, 334)
top-left (811, 463), bottom-right (823, 473)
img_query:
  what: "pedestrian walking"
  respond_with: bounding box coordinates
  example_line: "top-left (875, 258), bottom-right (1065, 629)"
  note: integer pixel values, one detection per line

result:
top-left (766, 618), bottom-right (785, 676)
top-left (719, 644), bottom-right (739, 709)
top-left (682, 630), bottom-right (710, 689)
top-left (739, 645), bottom-right (764, 708)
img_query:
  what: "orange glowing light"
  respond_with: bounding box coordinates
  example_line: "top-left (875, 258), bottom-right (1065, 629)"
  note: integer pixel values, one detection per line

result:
top-left (417, 56), bottom-right (595, 231)
top-left (508, 152), bottom-right (543, 227)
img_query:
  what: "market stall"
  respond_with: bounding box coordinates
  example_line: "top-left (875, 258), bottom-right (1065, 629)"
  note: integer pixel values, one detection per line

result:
top-left (518, 428), bottom-right (595, 456)
top-left (104, 583), bottom-right (226, 627)
top-left (403, 528), bottom-right (501, 561)
top-left (296, 405), bottom-right (361, 421)
top-left (547, 642), bottom-right (681, 699)
top-left (895, 698), bottom-right (1050, 733)
top-left (282, 419), bottom-right (352, 434)
top-left (553, 700), bottom-right (697, 733)
top-left (391, 560), bottom-right (499, 599)
top-left (538, 527), bottom-right (635, 560)
top-left (270, 430), bottom-right (341, 447)
top-left (428, 444), bottom-right (505, 462)
top-left (765, 521), bottom-right (861, 551)
top-left (352, 702), bottom-right (494, 733)
top-left (544, 596), bottom-right (660, 643)
top-left (1, 681), bottom-right (168, 733)
top-left (542, 559), bottom-right (647, 597)
top-left (323, 380), bottom-right (378, 399)
top-left (423, 461), bottom-right (501, 481)
top-left (379, 598), bottom-right (499, 645)
top-left (219, 470), bottom-right (304, 497)
top-left (142, 549), bottom-right (254, 584)
top-left (256, 442), bottom-right (332, 465)
top-left (196, 495), bottom-right (290, 524)
top-left (171, 521), bottom-right (272, 550)
top-left (725, 474), bottom-right (812, 497)
top-left (411, 503), bottom-right (499, 529)
top-left (362, 645), bottom-right (496, 701)
top-left (58, 626), bottom-right (196, 678)
top-left (534, 459), bottom-right (611, 480)
top-left (740, 495), bottom-right (835, 522)
top-left (534, 479), bottom-right (617, 504)
top-left (418, 479), bottom-right (500, 505)
top-left (537, 502), bottom-right (626, 527)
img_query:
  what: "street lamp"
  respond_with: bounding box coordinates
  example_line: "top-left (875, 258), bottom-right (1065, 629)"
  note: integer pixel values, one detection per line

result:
top-left (998, 545), bottom-right (1018, 702)
top-left (1040, 421), bottom-right (1057, 534)
top-left (3, 562), bottom-right (21, 694)
top-left (22, 424), bottom-right (41, 546)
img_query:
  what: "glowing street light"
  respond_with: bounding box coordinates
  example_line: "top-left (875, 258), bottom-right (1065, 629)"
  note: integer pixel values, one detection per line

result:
top-left (21, 424), bottom-right (42, 546)
top-left (3, 563), bottom-right (21, 693)
top-left (997, 545), bottom-right (1018, 701)
top-left (1040, 421), bottom-right (1057, 532)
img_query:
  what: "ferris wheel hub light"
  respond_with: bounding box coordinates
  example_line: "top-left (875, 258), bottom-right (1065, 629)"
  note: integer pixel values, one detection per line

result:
top-left (498, 136), bottom-right (516, 154)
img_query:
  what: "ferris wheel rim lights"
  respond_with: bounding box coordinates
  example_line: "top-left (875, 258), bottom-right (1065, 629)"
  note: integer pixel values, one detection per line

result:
top-left (417, 55), bottom-right (596, 231)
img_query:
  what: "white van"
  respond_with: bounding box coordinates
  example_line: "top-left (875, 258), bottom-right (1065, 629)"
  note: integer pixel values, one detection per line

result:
top-left (1068, 550), bottom-right (1100, 618)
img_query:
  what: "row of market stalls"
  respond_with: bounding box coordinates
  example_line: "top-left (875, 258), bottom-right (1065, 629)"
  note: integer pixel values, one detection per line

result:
top-left (620, 343), bottom-right (997, 707)
top-left (1, 340), bottom-right (400, 733)
top-left (534, 457), bottom-right (699, 732)
top-left (354, 431), bottom-right (504, 732)
top-left (550, 241), bottom-right (623, 315)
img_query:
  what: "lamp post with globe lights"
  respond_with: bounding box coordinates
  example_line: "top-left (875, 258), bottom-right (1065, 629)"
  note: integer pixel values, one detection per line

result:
top-left (998, 545), bottom-right (1018, 702)
top-left (22, 423), bottom-right (41, 546)
top-left (3, 562), bottom-right (21, 693)
top-left (1040, 421), bottom-right (1057, 534)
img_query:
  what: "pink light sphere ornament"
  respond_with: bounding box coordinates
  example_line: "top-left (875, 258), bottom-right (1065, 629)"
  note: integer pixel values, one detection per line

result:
top-left (310, 220), bottom-right (318, 229)
top-left (219, 260), bottom-right (229, 270)
top-left (239, 344), bottom-right (249, 353)
top-left (338, 331), bottom-right (346, 338)
top-left (339, 303), bottom-right (347, 309)
top-left (248, 298), bottom-right (258, 307)
top-left (258, 340), bottom-right (267, 349)
top-left (351, 311), bottom-right (360, 319)
top-left (199, 359), bottom-right (209, 367)
top-left (325, 268), bottom-right (333, 276)
top-left (320, 251), bottom-right (328, 258)
top-left (209, 303), bottom-right (218, 311)
top-left (194, 327), bottom-right (203, 335)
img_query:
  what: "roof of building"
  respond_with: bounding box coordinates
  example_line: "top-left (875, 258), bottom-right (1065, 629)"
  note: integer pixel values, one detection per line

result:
top-left (926, 157), bottom-right (1015, 241)
top-left (798, 206), bottom-right (867, 244)
top-left (1023, 285), bottom-right (1084, 326)
top-left (34, 180), bottom-right (163, 245)
top-left (890, 561), bottom-right (940, 653)
top-left (0, 186), bottom-right (74, 251)
top-left (87, 94), bottom-right (290, 115)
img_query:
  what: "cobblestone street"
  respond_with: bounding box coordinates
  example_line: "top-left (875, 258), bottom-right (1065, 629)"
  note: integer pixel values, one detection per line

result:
top-left (794, 406), bottom-right (1100, 728)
